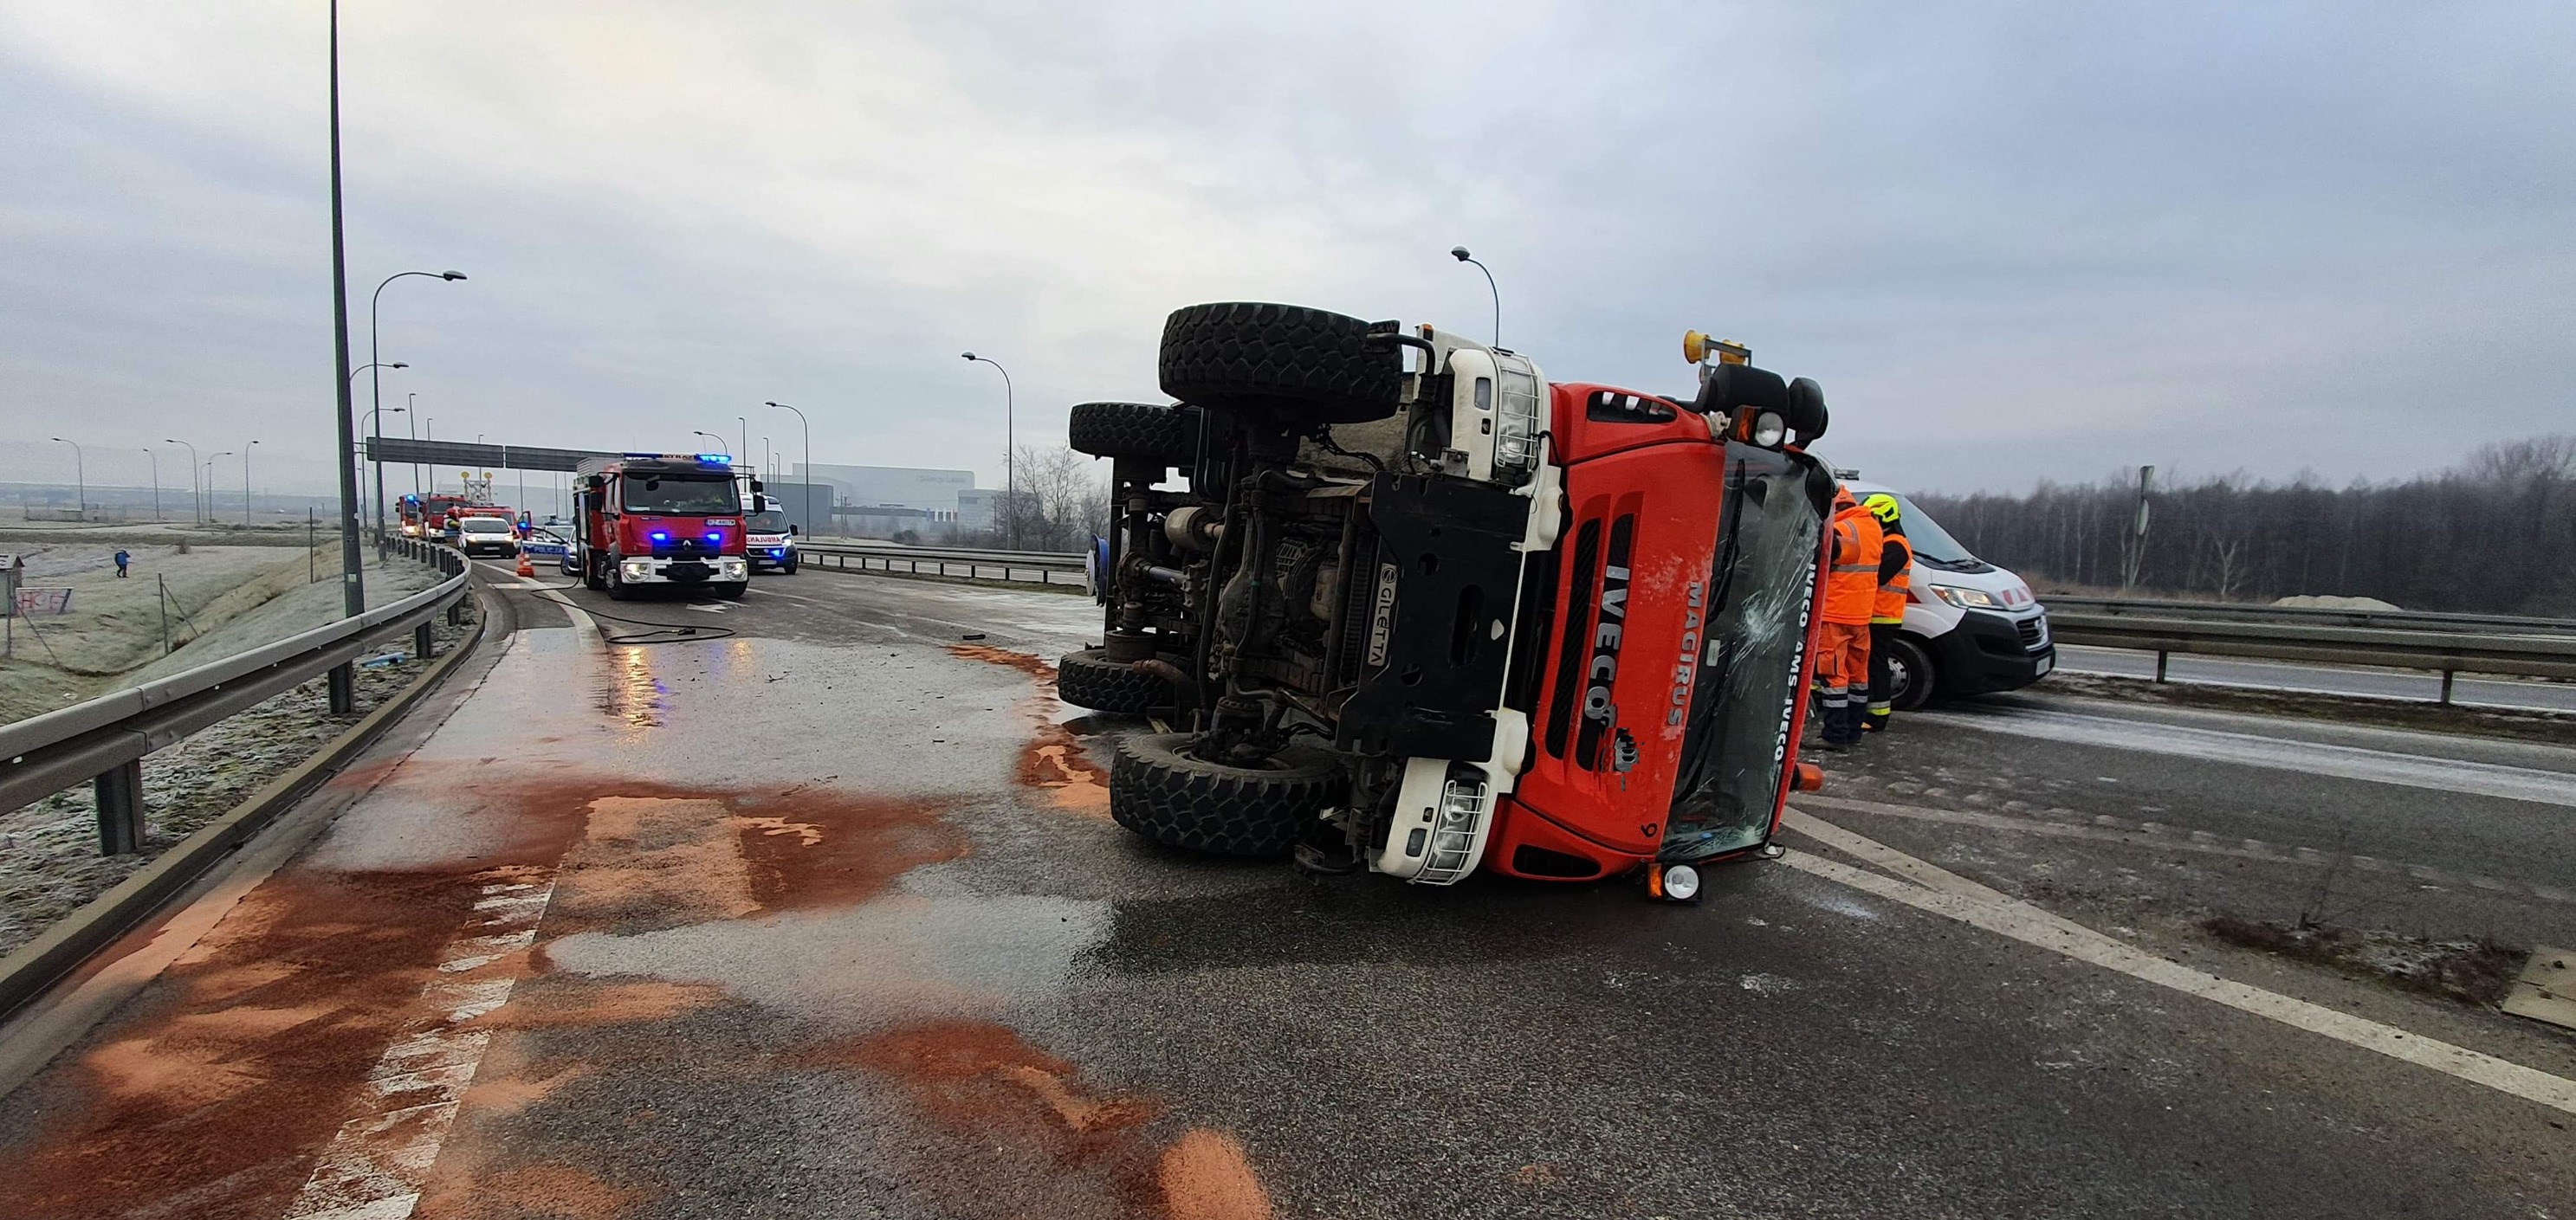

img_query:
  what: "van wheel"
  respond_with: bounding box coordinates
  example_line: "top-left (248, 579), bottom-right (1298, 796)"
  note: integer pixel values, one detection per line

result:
top-left (1158, 302), bottom-right (1401, 424)
top-left (1109, 733), bottom-right (1344, 857)
top-left (1887, 635), bottom-right (1936, 711)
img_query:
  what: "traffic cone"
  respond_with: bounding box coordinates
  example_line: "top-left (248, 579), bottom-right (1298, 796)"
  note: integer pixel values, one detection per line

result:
top-left (515, 552), bottom-right (534, 578)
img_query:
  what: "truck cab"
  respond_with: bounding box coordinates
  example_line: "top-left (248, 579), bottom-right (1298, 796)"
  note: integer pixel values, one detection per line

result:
top-left (570, 454), bottom-right (751, 600)
top-left (1060, 303), bottom-right (1835, 896)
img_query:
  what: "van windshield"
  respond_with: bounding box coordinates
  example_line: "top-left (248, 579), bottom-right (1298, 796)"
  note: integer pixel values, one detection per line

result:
top-left (621, 474), bottom-right (738, 515)
top-left (1892, 494), bottom-right (1991, 573)
top-left (746, 510), bottom-right (789, 532)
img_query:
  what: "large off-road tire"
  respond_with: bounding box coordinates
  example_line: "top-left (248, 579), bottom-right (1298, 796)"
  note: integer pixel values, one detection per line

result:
top-left (1109, 733), bottom-right (1345, 857)
top-left (1158, 302), bottom-right (1401, 424)
top-left (1056, 649), bottom-right (1167, 713)
top-left (1069, 402), bottom-right (1198, 463)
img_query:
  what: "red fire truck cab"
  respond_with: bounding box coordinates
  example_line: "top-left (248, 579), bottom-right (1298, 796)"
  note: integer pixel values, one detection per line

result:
top-left (570, 454), bottom-right (753, 601)
top-left (398, 493), bottom-right (469, 539)
top-left (1062, 303), bottom-right (1836, 898)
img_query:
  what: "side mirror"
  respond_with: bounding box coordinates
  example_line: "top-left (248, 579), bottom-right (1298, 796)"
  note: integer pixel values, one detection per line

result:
top-left (788, 525), bottom-right (800, 536)
top-left (749, 479), bottom-right (766, 494)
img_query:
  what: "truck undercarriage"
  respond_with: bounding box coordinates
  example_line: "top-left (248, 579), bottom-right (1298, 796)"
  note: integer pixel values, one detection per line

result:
top-left (1063, 303), bottom-right (1835, 889)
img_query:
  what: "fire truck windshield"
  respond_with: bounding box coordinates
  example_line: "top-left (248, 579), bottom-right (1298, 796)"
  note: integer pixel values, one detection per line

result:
top-left (1662, 443), bottom-right (1835, 862)
top-left (620, 474), bottom-right (737, 515)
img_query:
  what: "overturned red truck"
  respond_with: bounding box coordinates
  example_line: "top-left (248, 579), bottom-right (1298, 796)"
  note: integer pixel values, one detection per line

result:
top-left (1059, 303), bottom-right (1835, 898)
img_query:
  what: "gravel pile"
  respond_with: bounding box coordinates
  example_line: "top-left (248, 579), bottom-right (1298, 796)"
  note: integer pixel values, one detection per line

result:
top-left (0, 608), bottom-right (477, 958)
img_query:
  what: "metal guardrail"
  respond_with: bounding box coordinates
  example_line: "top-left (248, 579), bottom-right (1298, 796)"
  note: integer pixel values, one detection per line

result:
top-left (797, 540), bottom-right (1087, 587)
top-left (0, 539), bottom-right (471, 850)
top-left (2045, 596), bottom-right (2576, 636)
top-left (2045, 603), bottom-right (2576, 702)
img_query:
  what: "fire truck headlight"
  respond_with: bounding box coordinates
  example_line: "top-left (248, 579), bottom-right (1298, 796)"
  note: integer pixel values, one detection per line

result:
top-left (622, 559), bottom-right (652, 578)
top-left (1751, 410), bottom-right (1786, 448)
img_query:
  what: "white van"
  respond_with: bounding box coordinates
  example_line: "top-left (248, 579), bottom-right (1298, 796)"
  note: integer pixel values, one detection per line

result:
top-left (1844, 480), bottom-right (2054, 708)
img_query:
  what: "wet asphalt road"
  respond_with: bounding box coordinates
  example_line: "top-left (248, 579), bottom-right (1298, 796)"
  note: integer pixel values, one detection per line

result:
top-left (0, 564), bottom-right (2569, 1219)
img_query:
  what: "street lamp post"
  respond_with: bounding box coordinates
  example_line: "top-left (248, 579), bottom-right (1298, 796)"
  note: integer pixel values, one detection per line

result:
top-left (407, 395), bottom-right (420, 495)
top-left (49, 438), bottom-right (83, 520)
top-left (327, 0), bottom-right (365, 720)
top-left (764, 401), bottom-right (810, 534)
top-left (208, 453), bottom-right (231, 522)
top-left (370, 272), bottom-right (463, 542)
top-left (1450, 246), bottom-right (1500, 348)
top-left (165, 439), bottom-right (201, 524)
top-left (424, 417), bottom-right (435, 494)
top-left (692, 430), bottom-right (727, 455)
top-left (145, 447), bottom-right (160, 522)
top-left (243, 440), bottom-right (260, 526)
top-left (959, 353), bottom-right (1014, 546)
top-left (762, 436), bottom-right (773, 481)
top-left (737, 416), bottom-right (748, 468)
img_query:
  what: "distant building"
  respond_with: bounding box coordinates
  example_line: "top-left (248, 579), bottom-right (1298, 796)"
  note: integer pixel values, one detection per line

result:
top-left (795, 464), bottom-right (975, 514)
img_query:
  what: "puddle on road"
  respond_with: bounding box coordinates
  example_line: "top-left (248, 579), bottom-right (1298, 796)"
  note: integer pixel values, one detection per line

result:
top-left (947, 642), bottom-right (1115, 817)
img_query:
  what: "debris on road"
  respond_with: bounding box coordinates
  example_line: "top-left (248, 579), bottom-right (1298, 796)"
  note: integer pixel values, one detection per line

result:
top-left (2503, 946), bottom-right (2576, 1030)
top-left (2200, 914), bottom-right (2529, 1007)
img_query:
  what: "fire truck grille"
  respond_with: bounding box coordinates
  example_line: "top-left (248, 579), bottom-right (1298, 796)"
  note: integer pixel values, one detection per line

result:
top-left (1544, 518), bottom-right (1602, 760)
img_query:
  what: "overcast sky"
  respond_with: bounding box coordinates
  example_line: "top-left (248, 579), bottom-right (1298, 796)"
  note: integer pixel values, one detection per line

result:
top-left (4, 1), bottom-right (2571, 504)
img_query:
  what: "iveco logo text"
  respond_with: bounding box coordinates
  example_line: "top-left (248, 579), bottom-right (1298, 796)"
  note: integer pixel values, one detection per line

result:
top-left (1583, 564), bottom-right (1630, 723)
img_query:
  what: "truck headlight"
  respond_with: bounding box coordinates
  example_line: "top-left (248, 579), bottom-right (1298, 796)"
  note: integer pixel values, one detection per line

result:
top-left (1751, 410), bottom-right (1786, 448)
top-left (622, 559), bottom-right (652, 578)
top-left (720, 557), bottom-right (747, 576)
top-left (1929, 584), bottom-right (2000, 610)
top-left (1492, 354), bottom-right (1544, 486)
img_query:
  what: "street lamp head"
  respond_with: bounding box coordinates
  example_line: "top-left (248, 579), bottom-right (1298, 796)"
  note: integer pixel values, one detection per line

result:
top-left (1451, 246), bottom-right (1472, 261)
top-left (440, 271), bottom-right (467, 281)
top-left (391, 362), bottom-right (410, 369)
top-left (50, 436), bottom-right (67, 442)
top-left (959, 352), bottom-right (976, 361)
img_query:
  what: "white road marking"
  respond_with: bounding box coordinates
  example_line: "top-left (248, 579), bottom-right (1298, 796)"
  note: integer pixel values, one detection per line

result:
top-left (1792, 794), bottom-right (2575, 904)
top-left (1778, 809), bottom-right (2576, 1116)
top-left (1918, 706), bottom-right (2576, 808)
top-left (282, 872), bottom-right (556, 1220)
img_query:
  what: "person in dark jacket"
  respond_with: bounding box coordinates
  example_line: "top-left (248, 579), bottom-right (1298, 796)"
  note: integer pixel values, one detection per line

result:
top-left (113, 548), bottom-right (131, 578)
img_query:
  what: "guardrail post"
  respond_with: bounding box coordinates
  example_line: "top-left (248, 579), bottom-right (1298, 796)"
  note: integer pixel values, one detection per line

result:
top-left (327, 662), bottom-right (356, 714)
top-left (416, 620), bottom-right (436, 662)
top-left (2438, 670), bottom-right (2456, 706)
top-left (2153, 650), bottom-right (2169, 682)
top-left (447, 602), bottom-right (463, 627)
top-left (94, 760), bottom-right (145, 855)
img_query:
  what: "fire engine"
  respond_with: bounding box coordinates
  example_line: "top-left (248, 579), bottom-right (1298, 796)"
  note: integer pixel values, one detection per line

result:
top-left (568, 454), bottom-right (753, 600)
top-left (1059, 302), bottom-right (1835, 898)
top-left (396, 493), bottom-right (469, 539)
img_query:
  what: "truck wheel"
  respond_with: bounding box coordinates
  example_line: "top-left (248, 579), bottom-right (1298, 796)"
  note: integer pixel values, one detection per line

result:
top-left (1158, 302), bottom-right (1401, 424)
top-left (1887, 634), bottom-right (1936, 711)
top-left (608, 565), bottom-right (633, 601)
top-left (1069, 402), bottom-right (1198, 462)
top-left (1056, 649), bottom-right (1168, 713)
top-left (1109, 733), bottom-right (1344, 857)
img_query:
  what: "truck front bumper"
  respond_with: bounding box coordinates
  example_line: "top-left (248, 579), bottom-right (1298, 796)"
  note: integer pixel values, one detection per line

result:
top-left (617, 555), bottom-right (748, 585)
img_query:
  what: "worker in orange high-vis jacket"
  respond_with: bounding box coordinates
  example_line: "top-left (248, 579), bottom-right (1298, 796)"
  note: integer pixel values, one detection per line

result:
top-left (1816, 485), bottom-right (1883, 751)
top-left (1861, 493), bottom-right (1913, 733)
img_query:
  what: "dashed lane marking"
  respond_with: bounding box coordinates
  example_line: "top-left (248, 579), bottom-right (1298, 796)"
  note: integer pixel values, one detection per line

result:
top-left (1794, 793), bottom-right (2575, 905)
top-left (280, 873), bottom-right (556, 1220)
top-left (1778, 809), bottom-right (2576, 1118)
